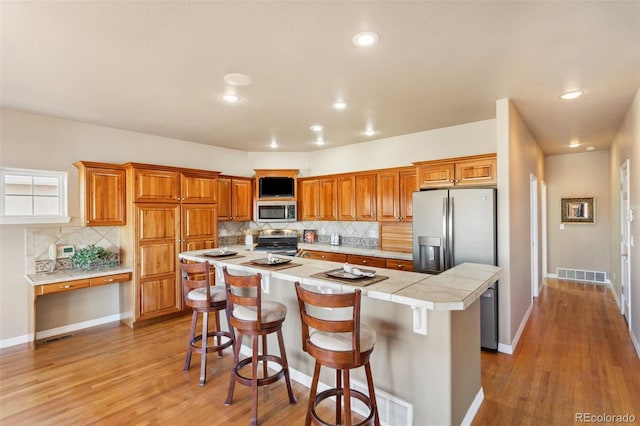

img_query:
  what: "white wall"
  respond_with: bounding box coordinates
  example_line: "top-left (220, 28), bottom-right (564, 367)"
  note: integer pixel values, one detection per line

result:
top-left (0, 107), bottom-right (498, 345)
top-left (496, 99), bottom-right (545, 351)
top-left (546, 151), bottom-right (610, 274)
top-left (609, 88), bottom-right (640, 356)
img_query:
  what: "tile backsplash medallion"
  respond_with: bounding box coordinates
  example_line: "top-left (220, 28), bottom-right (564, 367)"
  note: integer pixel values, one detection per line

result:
top-left (26, 226), bottom-right (120, 273)
top-left (218, 221), bottom-right (378, 248)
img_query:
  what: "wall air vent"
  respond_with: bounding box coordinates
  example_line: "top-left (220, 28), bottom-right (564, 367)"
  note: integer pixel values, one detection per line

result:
top-left (556, 268), bottom-right (607, 284)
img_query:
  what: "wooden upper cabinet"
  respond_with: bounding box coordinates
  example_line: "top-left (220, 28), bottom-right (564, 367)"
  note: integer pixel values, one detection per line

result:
top-left (133, 168), bottom-right (181, 203)
top-left (299, 177), bottom-right (336, 221)
top-left (337, 173), bottom-right (376, 221)
top-left (180, 171), bottom-right (218, 203)
top-left (377, 167), bottom-right (416, 222)
top-left (415, 154), bottom-right (496, 189)
top-left (75, 161), bottom-right (126, 226)
top-left (218, 176), bottom-right (252, 221)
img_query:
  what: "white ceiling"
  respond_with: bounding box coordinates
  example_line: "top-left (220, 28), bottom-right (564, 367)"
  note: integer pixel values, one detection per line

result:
top-left (2, 1), bottom-right (639, 156)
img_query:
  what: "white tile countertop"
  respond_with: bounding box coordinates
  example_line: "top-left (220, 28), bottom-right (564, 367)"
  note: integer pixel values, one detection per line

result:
top-left (179, 248), bottom-right (500, 312)
top-left (26, 266), bottom-right (133, 286)
top-left (298, 243), bottom-right (412, 261)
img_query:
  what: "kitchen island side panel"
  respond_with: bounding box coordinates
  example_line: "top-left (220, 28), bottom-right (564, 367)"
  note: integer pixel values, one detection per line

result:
top-left (267, 276), bottom-right (476, 425)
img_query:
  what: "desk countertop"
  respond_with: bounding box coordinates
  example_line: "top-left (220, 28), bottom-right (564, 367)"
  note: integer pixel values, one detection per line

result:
top-left (26, 266), bottom-right (133, 286)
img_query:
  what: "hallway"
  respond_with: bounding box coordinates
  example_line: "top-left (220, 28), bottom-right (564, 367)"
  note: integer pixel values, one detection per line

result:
top-left (473, 278), bottom-right (640, 425)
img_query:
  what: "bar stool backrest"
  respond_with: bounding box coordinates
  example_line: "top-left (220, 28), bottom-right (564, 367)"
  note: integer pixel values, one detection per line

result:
top-left (295, 283), bottom-right (362, 366)
top-left (180, 260), bottom-right (213, 311)
top-left (222, 267), bottom-right (264, 331)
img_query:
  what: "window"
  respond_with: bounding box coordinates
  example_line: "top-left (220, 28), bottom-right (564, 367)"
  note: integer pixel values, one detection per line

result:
top-left (0, 168), bottom-right (70, 224)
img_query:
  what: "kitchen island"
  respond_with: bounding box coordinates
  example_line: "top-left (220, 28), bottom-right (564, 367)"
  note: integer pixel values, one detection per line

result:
top-left (179, 248), bottom-right (501, 426)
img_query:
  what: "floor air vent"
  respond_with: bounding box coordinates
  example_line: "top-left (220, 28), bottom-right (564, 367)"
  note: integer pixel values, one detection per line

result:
top-left (350, 379), bottom-right (413, 426)
top-left (556, 268), bottom-right (607, 284)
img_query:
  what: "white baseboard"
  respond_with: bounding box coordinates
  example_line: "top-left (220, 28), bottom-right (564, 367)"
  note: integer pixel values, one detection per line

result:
top-left (631, 328), bottom-right (640, 360)
top-left (460, 387), bottom-right (484, 426)
top-left (0, 314), bottom-right (121, 349)
top-left (497, 302), bottom-right (533, 355)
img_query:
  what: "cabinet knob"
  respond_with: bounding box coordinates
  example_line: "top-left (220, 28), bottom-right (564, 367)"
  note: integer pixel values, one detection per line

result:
top-left (362, 260), bottom-right (367, 264)
top-left (398, 264), bottom-right (404, 268)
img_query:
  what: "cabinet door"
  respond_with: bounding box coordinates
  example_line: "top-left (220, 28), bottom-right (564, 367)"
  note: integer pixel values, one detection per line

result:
top-left (398, 168), bottom-right (417, 222)
top-left (336, 176), bottom-right (356, 221)
top-left (455, 157), bottom-right (496, 187)
top-left (181, 172), bottom-right (218, 203)
top-left (376, 171), bottom-right (399, 222)
top-left (83, 166), bottom-right (126, 226)
top-left (231, 179), bottom-right (253, 221)
top-left (354, 174), bottom-right (377, 221)
top-left (136, 204), bottom-right (181, 319)
top-left (299, 179), bottom-right (320, 221)
top-left (181, 204), bottom-right (218, 251)
top-left (385, 258), bottom-right (413, 271)
top-left (134, 169), bottom-right (180, 203)
top-left (418, 163), bottom-right (455, 189)
top-left (217, 177), bottom-right (232, 221)
top-left (318, 178), bottom-right (337, 221)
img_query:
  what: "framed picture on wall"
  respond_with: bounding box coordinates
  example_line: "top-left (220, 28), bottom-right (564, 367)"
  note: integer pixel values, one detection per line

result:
top-left (561, 197), bottom-right (595, 223)
top-left (303, 229), bottom-right (316, 243)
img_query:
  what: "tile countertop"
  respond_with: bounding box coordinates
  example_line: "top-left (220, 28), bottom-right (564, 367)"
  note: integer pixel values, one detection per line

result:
top-left (180, 249), bottom-right (501, 311)
top-left (298, 243), bottom-right (412, 261)
top-left (26, 266), bottom-right (134, 286)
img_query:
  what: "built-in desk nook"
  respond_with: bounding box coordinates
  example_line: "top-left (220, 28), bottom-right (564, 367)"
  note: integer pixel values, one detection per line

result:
top-left (180, 248), bottom-right (501, 425)
top-left (26, 267), bottom-right (132, 347)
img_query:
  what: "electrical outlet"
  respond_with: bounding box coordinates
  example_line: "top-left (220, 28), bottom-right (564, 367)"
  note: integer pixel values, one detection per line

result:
top-left (369, 230), bottom-right (377, 238)
top-left (560, 224), bottom-right (565, 230)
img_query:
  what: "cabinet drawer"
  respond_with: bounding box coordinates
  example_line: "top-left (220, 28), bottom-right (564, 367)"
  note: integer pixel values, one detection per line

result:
top-left (90, 272), bottom-right (132, 287)
top-left (303, 250), bottom-right (347, 263)
top-left (36, 279), bottom-right (90, 296)
top-left (385, 259), bottom-right (413, 271)
top-left (346, 254), bottom-right (386, 268)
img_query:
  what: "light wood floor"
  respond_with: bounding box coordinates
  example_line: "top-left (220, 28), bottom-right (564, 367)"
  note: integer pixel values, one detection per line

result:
top-left (1, 278), bottom-right (639, 425)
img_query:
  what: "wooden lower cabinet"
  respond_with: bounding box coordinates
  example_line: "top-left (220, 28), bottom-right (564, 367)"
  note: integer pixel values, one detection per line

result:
top-left (301, 250), bottom-right (347, 263)
top-left (300, 250), bottom-right (411, 271)
top-left (139, 276), bottom-right (181, 318)
top-left (346, 254), bottom-right (386, 268)
top-left (385, 259), bottom-right (413, 271)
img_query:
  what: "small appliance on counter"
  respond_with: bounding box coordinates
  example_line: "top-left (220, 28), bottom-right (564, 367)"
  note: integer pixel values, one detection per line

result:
top-left (253, 229), bottom-right (298, 256)
top-left (330, 233), bottom-right (340, 246)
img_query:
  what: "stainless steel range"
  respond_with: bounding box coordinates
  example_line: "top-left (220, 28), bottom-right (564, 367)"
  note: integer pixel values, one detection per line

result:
top-left (253, 229), bottom-right (298, 256)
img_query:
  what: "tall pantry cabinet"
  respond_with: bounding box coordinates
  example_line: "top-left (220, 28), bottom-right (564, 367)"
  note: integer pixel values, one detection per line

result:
top-left (120, 163), bottom-right (220, 327)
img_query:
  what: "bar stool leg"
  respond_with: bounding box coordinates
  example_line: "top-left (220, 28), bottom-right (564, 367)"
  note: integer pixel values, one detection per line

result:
top-left (251, 335), bottom-right (259, 426)
top-left (262, 335), bottom-right (268, 379)
top-left (307, 362), bottom-right (321, 426)
top-left (336, 369), bottom-right (342, 425)
top-left (214, 310), bottom-right (223, 358)
top-left (365, 362), bottom-right (380, 426)
top-left (344, 370), bottom-right (352, 426)
top-left (225, 332), bottom-right (242, 406)
top-left (199, 311), bottom-right (209, 386)
top-left (276, 329), bottom-right (297, 403)
top-left (183, 311), bottom-right (198, 371)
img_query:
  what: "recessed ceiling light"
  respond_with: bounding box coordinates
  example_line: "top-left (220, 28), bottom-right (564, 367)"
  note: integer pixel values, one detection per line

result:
top-left (315, 139), bottom-right (326, 146)
top-left (310, 124), bottom-right (323, 132)
top-left (569, 141), bottom-right (581, 148)
top-left (332, 100), bottom-right (348, 110)
top-left (586, 146), bottom-right (595, 151)
top-left (352, 31), bottom-right (379, 47)
top-left (224, 73), bottom-right (253, 86)
top-left (364, 128), bottom-right (376, 137)
top-left (270, 139), bottom-right (278, 148)
top-left (222, 93), bottom-right (240, 103)
top-left (560, 90), bottom-right (584, 100)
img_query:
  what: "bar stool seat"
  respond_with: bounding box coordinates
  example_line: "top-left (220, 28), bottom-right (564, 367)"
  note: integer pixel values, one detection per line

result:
top-left (222, 266), bottom-right (296, 426)
top-left (180, 259), bottom-right (234, 386)
top-left (295, 282), bottom-right (380, 426)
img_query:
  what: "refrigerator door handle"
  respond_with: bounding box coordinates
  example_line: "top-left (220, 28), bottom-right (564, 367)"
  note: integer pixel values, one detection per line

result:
top-left (442, 197), bottom-right (448, 271)
top-left (448, 197), bottom-right (454, 268)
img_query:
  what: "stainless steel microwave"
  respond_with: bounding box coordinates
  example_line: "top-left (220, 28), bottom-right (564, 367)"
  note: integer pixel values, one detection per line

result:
top-left (255, 200), bottom-right (297, 223)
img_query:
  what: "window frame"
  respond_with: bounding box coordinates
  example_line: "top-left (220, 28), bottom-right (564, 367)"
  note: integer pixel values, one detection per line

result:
top-left (0, 167), bottom-right (70, 224)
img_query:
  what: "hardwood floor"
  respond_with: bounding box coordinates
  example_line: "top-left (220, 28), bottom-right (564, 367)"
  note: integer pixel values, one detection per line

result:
top-left (1, 278), bottom-right (638, 425)
top-left (473, 278), bottom-right (640, 425)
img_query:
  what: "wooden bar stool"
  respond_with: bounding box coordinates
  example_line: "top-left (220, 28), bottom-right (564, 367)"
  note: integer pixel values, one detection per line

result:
top-left (295, 282), bottom-right (380, 426)
top-left (222, 266), bottom-right (296, 426)
top-left (180, 259), bottom-right (234, 386)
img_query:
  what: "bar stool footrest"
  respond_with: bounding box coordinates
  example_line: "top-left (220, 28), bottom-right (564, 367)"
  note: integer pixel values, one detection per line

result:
top-left (234, 354), bottom-right (286, 386)
top-left (311, 387), bottom-right (376, 426)
top-left (189, 331), bottom-right (234, 354)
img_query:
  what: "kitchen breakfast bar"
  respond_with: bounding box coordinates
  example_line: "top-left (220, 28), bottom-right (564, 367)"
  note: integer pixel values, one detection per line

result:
top-left (179, 249), bottom-right (501, 426)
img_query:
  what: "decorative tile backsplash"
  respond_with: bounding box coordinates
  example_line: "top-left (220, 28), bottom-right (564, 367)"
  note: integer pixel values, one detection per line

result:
top-left (218, 221), bottom-right (378, 248)
top-left (26, 226), bottom-right (120, 274)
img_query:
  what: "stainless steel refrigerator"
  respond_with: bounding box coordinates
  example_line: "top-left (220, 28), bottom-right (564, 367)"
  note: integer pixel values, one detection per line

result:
top-left (412, 188), bottom-right (498, 350)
